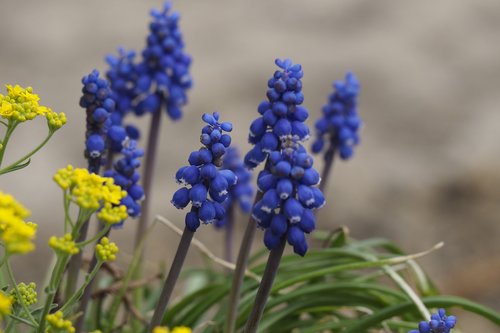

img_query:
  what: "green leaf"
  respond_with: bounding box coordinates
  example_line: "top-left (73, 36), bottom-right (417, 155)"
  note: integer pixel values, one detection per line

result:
top-left (0, 158), bottom-right (31, 175)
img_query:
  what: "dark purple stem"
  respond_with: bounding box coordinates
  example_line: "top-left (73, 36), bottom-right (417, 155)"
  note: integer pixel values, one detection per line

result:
top-left (319, 139), bottom-right (336, 193)
top-left (135, 100), bottom-right (163, 250)
top-left (224, 206), bottom-right (235, 264)
top-left (244, 236), bottom-right (286, 333)
top-left (224, 190), bottom-right (263, 333)
top-left (149, 227), bottom-right (194, 330)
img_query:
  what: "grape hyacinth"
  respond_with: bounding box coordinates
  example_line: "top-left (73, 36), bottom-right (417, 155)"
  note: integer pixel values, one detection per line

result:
top-left (312, 72), bottom-right (361, 160)
top-left (104, 139), bottom-right (145, 223)
top-left (171, 112), bottom-right (236, 231)
top-left (135, 1), bottom-right (193, 120)
top-left (215, 146), bottom-right (254, 229)
top-left (254, 139), bottom-right (324, 256)
top-left (245, 58), bottom-right (309, 169)
top-left (150, 112), bottom-right (234, 329)
top-left (105, 48), bottom-right (142, 152)
top-left (409, 309), bottom-right (457, 333)
top-left (80, 69), bottom-right (114, 173)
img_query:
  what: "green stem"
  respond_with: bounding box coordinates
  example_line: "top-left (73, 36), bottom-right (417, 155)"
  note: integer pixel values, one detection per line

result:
top-left (0, 121), bottom-right (18, 168)
top-left (5, 258), bottom-right (38, 326)
top-left (76, 225), bottom-right (110, 248)
top-left (105, 222), bottom-right (155, 333)
top-left (64, 208), bottom-right (93, 304)
top-left (60, 261), bottom-right (103, 315)
top-left (37, 254), bottom-right (69, 333)
top-left (0, 130), bottom-right (54, 175)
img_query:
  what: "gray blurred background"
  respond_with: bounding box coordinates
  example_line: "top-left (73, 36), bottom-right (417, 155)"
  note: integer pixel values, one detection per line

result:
top-left (1, 0), bottom-right (499, 331)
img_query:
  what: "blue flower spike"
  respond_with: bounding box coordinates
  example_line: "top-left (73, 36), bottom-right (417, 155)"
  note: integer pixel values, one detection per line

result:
top-left (80, 69), bottom-right (115, 173)
top-left (253, 138), bottom-right (324, 257)
top-left (136, 1), bottom-right (192, 120)
top-left (171, 112), bottom-right (236, 232)
top-left (312, 72), bottom-right (361, 160)
top-left (106, 1), bottom-right (192, 130)
top-left (214, 147), bottom-right (254, 229)
top-left (409, 309), bottom-right (457, 333)
top-left (245, 58), bottom-right (309, 169)
top-left (104, 139), bottom-right (145, 225)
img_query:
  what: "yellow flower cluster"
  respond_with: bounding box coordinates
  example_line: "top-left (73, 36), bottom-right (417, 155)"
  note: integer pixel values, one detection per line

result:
top-left (0, 85), bottom-right (66, 129)
top-left (49, 234), bottom-right (79, 255)
top-left (95, 237), bottom-right (118, 262)
top-left (10, 282), bottom-right (37, 306)
top-left (0, 292), bottom-right (12, 317)
top-left (0, 191), bottom-right (37, 254)
top-left (46, 311), bottom-right (75, 333)
top-left (97, 203), bottom-right (128, 225)
top-left (53, 165), bottom-right (128, 224)
top-left (153, 326), bottom-right (192, 333)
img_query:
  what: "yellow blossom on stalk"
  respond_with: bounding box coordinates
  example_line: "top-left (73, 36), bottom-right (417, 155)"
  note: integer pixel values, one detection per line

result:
top-left (0, 85), bottom-right (66, 129)
top-left (46, 311), bottom-right (75, 333)
top-left (153, 326), bottom-right (192, 333)
top-left (0, 292), bottom-right (12, 317)
top-left (53, 166), bottom-right (127, 214)
top-left (10, 282), bottom-right (37, 306)
top-left (0, 192), bottom-right (36, 254)
top-left (49, 234), bottom-right (79, 255)
top-left (97, 203), bottom-right (128, 225)
top-left (95, 237), bottom-right (118, 262)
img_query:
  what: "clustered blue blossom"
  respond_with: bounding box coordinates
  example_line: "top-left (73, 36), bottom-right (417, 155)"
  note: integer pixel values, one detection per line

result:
top-left (80, 69), bottom-right (115, 173)
top-left (214, 147), bottom-right (254, 228)
top-left (244, 58), bottom-right (309, 169)
top-left (106, 1), bottom-right (192, 127)
top-left (104, 139), bottom-right (145, 224)
top-left (312, 72), bottom-right (361, 160)
top-left (253, 139), bottom-right (324, 256)
top-left (105, 48), bottom-right (142, 147)
top-left (171, 112), bottom-right (236, 232)
top-left (409, 309), bottom-right (457, 333)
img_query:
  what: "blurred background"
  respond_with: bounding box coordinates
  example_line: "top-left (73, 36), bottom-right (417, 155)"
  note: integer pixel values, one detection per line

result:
top-left (1, 0), bottom-right (499, 331)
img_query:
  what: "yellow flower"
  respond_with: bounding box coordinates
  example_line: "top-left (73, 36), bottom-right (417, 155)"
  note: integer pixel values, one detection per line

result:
top-left (95, 237), bottom-right (119, 262)
top-left (0, 192), bottom-right (36, 254)
top-left (97, 203), bottom-right (128, 225)
top-left (46, 311), bottom-right (75, 333)
top-left (49, 234), bottom-right (79, 255)
top-left (0, 85), bottom-right (66, 129)
top-left (153, 326), bottom-right (192, 333)
top-left (53, 166), bottom-right (127, 214)
top-left (0, 292), bottom-right (12, 317)
top-left (10, 282), bottom-right (37, 306)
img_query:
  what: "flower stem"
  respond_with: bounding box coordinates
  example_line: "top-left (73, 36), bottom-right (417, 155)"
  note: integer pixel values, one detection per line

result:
top-left (244, 237), bottom-right (286, 333)
top-left (105, 222), bottom-right (154, 333)
top-left (60, 261), bottom-right (103, 315)
top-left (224, 206), bottom-right (235, 264)
top-left (319, 139), bottom-right (336, 193)
top-left (0, 130), bottom-right (54, 175)
top-left (0, 121), bottom-right (18, 168)
top-left (135, 102), bottom-right (163, 251)
top-left (149, 227), bottom-right (194, 330)
top-left (37, 254), bottom-right (69, 333)
top-left (74, 227), bottom-right (110, 333)
top-left (224, 191), bottom-right (263, 333)
top-left (5, 258), bottom-right (38, 326)
top-left (65, 180), bottom-right (100, 302)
